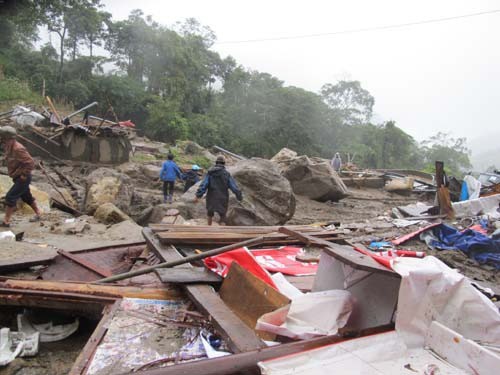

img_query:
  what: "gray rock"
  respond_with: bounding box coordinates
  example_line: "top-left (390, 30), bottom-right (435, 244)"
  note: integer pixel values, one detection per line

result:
top-left (177, 158), bottom-right (295, 225)
top-left (94, 202), bottom-right (132, 224)
top-left (276, 155), bottom-right (349, 202)
top-left (84, 168), bottom-right (134, 214)
top-left (271, 147), bottom-right (298, 163)
top-left (141, 164), bottom-right (161, 180)
top-left (227, 158), bottom-right (295, 225)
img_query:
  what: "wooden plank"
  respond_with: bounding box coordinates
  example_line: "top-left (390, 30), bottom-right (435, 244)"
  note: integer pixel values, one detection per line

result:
top-left (278, 227), bottom-right (341, 247)
top-left (185, 285), bottom-right (267, 352)
top-left (143, 228), bottom-right (266, 353)
top-left (57, 249), bottom-right (113, 277)
top-left (149, 224), bottom-right (327, 233)
top-left (156, 267), bottom-right (222, 284)
top-left (69, 300), bottom-right (121, 375)
top-left (0, 255), bottom-right (55, 272)
top-left (0, 278), bottom-right (183, 300)
top-left (156, 230), bottom-right (340, 246)
top-left (219, 262), bottom-right (290, 340)
top-left (135, 324), bottom-right (394, 375)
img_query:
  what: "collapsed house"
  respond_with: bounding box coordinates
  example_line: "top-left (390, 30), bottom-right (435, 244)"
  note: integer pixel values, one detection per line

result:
top-left (0, 102), bottom-right (133, 164)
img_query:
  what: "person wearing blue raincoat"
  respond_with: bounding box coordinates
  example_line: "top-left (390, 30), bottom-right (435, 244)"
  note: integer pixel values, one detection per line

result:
top-left (159, 153), bottom-right (183, 203)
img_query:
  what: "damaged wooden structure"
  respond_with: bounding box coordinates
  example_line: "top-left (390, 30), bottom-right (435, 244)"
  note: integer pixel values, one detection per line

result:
top-left (0, 223), bottom-right (401, 374)
top-left (5, 100), bottom-right (133, 164)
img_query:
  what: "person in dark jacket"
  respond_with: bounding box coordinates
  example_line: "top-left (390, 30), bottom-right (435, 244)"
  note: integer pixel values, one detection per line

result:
top-left (159, 153), bottom-right (183, 203)
top-left (0, 126), bottom-right (42, 227)
top-left (195, 156), bottom-right (242, 225)
top-left (182, 164), bottom-right (201, 192)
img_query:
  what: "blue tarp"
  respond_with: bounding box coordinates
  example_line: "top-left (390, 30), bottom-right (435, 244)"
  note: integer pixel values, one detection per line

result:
top-left (426, 224), bottom-right (500, 269)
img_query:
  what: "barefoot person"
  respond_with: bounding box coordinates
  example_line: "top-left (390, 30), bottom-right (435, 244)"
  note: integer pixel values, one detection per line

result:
top-left (0, 126), bottom-right (42, 227)
top-left (195, 156), bottom-right (242, 225)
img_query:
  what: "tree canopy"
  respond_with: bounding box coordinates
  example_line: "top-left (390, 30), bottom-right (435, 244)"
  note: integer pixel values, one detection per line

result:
top-left (0, 2), bottom-right (472, 175)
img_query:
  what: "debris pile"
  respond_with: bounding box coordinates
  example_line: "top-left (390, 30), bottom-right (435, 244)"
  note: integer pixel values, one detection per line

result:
top-left (0, 130), bottom-right (499, 373)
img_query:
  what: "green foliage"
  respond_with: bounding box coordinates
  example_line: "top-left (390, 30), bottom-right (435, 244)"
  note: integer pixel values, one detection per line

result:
top-left (0, 3), bottom-right (472, 174)
top-left (130, 152), bottom-right (158, 163)
top-left (145, 97), bottom-right (189, 142)
top-left (321, 80), bottom-right (375, 125)
top-left (0, 77), bottom-right (42, 103)
top-left (420, 132), bottom-right (472, 176)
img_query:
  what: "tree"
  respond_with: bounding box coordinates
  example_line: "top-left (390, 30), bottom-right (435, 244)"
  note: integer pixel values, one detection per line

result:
top-left (43, 0), bottom-right (102, 82)
top-left (420, 132), bottom-right (472, 176)
top-left (321, 80), bottom-right (375, 125)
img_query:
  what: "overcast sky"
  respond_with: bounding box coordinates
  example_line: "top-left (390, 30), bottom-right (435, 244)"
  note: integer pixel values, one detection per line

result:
top-left (100, 0), bottom-right (500, 147)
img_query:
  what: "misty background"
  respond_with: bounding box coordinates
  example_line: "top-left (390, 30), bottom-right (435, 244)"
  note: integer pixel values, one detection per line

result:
top-left (1, 0), bottom-right (498, 171)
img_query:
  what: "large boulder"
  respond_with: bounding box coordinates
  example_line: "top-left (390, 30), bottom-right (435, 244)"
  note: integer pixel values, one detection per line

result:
top-left (271, 148), bottom-right (298, 163)
top-left (227, 158), bottom-right (296, 225)
top-left (275, 155), bottom-right (349, 202)
top-left (94, 203), bottom-right (131, 224)
top-left (116, 162), bottom-right (142, 179)
top-left (141, 164), bottom-right (161, 180)
top-left (177, 158), bottom-right (295, 225)
top-left (36, 183), bottom-right (79, 211)
top-left (84, 168), bottom-right (134, 214)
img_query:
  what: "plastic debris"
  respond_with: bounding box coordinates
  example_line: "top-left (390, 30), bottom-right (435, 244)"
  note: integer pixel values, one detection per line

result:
top-left (0, 328), bottom-right (23, 366)
top-left (17, 312), bottom-right (79, 342)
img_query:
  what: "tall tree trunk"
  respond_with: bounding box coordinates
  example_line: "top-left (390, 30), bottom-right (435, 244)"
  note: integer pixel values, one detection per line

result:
top-left (89, 34), bottom-right (93, 59)
top-left (72, 38), bottom-right (76, 61)
top-left (57, 27), bottom-right (67, 83)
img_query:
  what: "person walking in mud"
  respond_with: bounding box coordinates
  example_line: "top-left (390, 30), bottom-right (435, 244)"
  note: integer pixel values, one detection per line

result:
top-left (0, 126), bottom-right (42, 227)
top-left (159, 153), bottom-right (183, 203)
top-left (195, 155), bottom-right (242, 225)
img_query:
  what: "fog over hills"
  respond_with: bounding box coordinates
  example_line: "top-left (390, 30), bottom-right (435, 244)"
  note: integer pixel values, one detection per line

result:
top-left (469, 132), bottom-right (500, 171)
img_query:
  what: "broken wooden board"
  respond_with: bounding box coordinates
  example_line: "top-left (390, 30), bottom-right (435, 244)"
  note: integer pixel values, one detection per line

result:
top-left (0, 278), bottom-right (183, 300)
top-left (156, 230), bottom-right (341, 246)
top-left (219, 262), bottom-right (290, 340)
top-left (143, 227), bottom-right (266, 353)
top-left (42, 244), bottom-right (145, 282)
top-left (70, 300), bottom-right (121, 375)
top-left (156, 267), bottom-right (222, 284)
top-left (149, 224), bottom-right (328, 234)
top-left (0, 241), bottom-right (57, 272)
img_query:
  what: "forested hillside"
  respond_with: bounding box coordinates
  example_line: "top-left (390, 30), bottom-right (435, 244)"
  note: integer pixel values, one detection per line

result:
top-left (0, 0), bottom-right (472, 175)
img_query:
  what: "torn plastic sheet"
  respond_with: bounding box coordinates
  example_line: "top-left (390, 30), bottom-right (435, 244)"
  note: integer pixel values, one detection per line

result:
top-left (200, 332), bottom-right (230, 358)
top-left (203, 247), bottom-right (277, 288)
top-left (12, 105), bottom-right (45, 127)
top-left (420, 223), bottom-right (500, 269)
top-left (0, 328), bottom-right (23, 366)
top-left (256, 290), bottom-right (353, 340)
top-left (86, 298), bottom-right (209, 375)
top-left (271, 272), bottom-right (303, 300)
top-left (393, 256), bottom-right (500, 349)
top-left (17, 312), bottom-right (79, 342)
top-left (452, 193), bottom-right (500, 219)
top-left (258, 322), bottom-right (499, 375)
